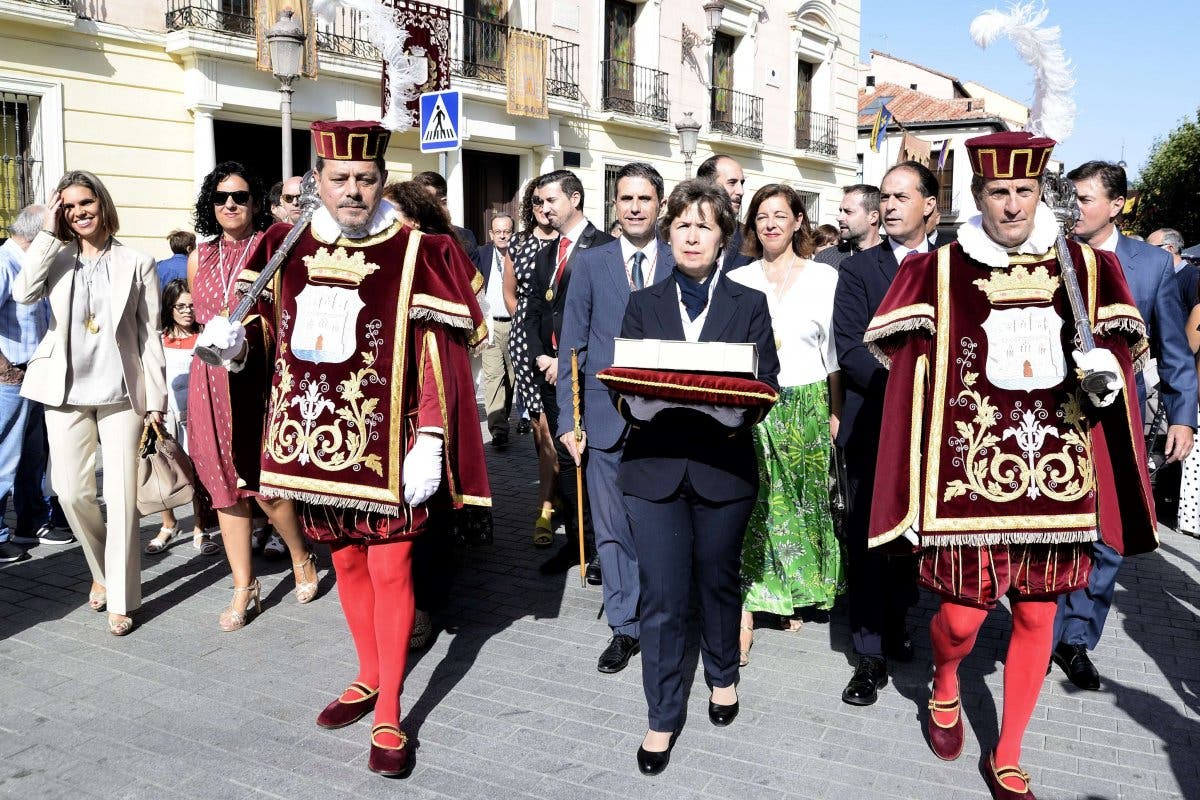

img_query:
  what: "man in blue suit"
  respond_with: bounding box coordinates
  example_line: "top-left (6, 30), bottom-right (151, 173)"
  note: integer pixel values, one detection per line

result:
top-left (1052, 161), bottom-right (1197, 689)
top-left (556, 162), bottom-right (673, 674)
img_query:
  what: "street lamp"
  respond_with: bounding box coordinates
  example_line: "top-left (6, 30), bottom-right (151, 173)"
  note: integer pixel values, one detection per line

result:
top-left (266, 8), bottom-right (306, 183)
top-left (676, 112), bottom-right (701, 178)
top-left (703, 0), bottom-right (724, 33)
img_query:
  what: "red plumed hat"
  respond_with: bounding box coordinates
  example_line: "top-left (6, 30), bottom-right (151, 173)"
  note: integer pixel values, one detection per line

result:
top-left (965, 130), bottom-right (1055, 180)
top-left (311, 120), bottom-right (391, 162)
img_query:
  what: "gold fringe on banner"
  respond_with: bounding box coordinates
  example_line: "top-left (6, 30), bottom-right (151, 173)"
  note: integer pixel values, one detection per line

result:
top-left (256, 0), bottom-right (319, 79)
top-left (505, 30), bottom-right (548, 119)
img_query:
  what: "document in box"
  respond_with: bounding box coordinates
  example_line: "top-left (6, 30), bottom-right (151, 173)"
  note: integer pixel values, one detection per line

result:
top-left (611, 338), bottom-right (759, 377)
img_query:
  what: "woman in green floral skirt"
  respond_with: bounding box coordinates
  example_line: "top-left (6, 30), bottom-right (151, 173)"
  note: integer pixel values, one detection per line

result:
top-left (728, 184), bottom-right (845, 664)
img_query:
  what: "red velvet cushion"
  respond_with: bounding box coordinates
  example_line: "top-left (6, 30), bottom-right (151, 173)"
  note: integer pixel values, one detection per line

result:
top-left (597, 366), bottom-right (778, 409)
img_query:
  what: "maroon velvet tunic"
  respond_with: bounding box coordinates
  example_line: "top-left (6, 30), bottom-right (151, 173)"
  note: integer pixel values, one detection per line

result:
top-left (186, 233), bottom-right (273, 510)
top-left (864, 239), bottom-right (1157, 605)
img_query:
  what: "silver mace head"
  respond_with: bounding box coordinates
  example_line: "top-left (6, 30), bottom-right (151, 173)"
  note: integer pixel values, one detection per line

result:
top-left (297, 170), bottom-right (320, 212)
top-left (1041, 171), bottom-right (1080, 235)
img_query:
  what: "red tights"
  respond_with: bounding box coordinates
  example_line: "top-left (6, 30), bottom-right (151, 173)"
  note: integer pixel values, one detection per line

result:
top-left (930, 597), bottom-right (1057, 789)
top-left (331, 539), bottom-right (415, 746)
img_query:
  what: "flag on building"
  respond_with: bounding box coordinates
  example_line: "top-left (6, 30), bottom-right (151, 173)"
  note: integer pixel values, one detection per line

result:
top-left (869, 105), bottom-right (892, 153)
top-left (381, 1), bottom-right (451, 128)
top-left (898, 133), bottom-right (930, 166)
top-left (506, 30), bottom-right (548, 119)
top-left (937, 139), bottom-right (949, 169)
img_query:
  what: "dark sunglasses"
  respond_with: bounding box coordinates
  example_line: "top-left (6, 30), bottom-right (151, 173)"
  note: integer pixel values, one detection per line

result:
top-left (212, 190), bottom-right (251, 206)
top-left (280, 193), bottom-right (299, 204)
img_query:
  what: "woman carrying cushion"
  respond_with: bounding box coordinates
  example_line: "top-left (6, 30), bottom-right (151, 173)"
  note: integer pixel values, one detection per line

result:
top-left (730, 184), bottom-right (845, 662)
top-left (13, 170), bottom-right (167, 636)
top-left (187, 162), bottom-right (318, 631)
top-left (617, 179), bottom-right (779, 775)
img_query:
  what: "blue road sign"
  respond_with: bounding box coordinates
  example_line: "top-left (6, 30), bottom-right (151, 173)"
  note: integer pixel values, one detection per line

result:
top-left (419, 90), bottom-right (462, 153)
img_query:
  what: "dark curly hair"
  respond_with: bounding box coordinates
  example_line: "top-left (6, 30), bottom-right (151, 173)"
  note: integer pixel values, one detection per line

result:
top-left (193, 161), bottom-right (272, 238)
top-left (384, 181), bottom-right (455, 236)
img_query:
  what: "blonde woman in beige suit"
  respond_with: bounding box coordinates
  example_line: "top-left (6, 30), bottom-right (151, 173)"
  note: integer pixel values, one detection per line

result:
top-left (13, 170), bottom-right (166, 636)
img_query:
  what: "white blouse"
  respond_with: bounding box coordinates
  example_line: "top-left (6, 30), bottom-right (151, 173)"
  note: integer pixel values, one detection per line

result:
top-left (728, 258), bottom-right (839, 388)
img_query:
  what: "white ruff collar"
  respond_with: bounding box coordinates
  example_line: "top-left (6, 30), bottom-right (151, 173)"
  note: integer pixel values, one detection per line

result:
top-left (310, 199), bottom-right (399, 243)
top-left (956, 202), bottom-right (1060, 269)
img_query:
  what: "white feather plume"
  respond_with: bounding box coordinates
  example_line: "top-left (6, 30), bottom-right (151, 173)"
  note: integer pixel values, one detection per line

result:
top-left (969, 2), bottom-right (1075, 142)
top-left (313, 0), bottom-right (426, 131)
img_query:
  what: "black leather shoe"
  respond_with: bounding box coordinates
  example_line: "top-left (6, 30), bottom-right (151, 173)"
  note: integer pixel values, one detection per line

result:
top-left (1053, 643), bottom-right (1100, 690)
top-left (490, 430), bottom-right (509, 449)
top-left (842, 656), bottom-right (888, 706)
top-left (636, 732), bottom-right (678, 776)
top-left (886, 631), bottom-right (915, 663)
top-left (585, 554), bottom-right (602, 585)
top-left (598, 634), bottom-right (640, 673)
top-left (708, 699), bottom-right (739, 727)
top-left (516, 418), bottom-right (531, 435)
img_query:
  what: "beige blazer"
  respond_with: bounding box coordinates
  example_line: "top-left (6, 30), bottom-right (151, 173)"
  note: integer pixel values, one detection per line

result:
top-left (13, 231), bottom-right (167, 415)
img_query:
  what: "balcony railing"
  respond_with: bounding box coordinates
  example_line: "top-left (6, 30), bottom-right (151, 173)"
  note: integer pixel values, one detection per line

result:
top-left (165, 0), bottom-right (380, 59)
top-left (795, 110), bottom-right (837, 157)
top-left (448, 11), bottom-right (579, 100)
top-left (601, 59), bottom-right (668, 122)
top-left (710, 87), bottom-right (762, 141)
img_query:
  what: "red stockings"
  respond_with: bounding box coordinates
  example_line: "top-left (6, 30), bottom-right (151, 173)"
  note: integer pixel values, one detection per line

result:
top-left (331, 539), bottom-right (416, 746)
top-left (930, 597), bottom-right (1057, 790)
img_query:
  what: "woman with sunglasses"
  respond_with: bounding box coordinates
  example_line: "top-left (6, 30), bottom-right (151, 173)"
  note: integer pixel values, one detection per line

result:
top-left (12, 170), bottom-right (166, 636)
top-left (187, 162), bottom-right (318, 631)
top-left (145, 278), bottom-right (219, 556)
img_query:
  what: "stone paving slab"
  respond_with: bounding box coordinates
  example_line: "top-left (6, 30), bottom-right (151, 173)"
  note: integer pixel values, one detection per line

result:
top-left (1, 418), bottom-right (1198, 800)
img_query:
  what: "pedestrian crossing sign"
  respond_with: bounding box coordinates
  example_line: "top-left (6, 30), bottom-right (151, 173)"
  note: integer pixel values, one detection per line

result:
top-left (419, 90), bottom-right (462, 153)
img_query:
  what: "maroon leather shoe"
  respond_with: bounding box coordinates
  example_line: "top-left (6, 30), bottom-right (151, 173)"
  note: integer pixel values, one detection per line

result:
top-left (980, 751), bottom-right (1036, 799)
top-left (316, 681), bottom-right (378, 729)
top-left (927, 695), bottom-right (964, 761)
top-left (367, 724), bottom-right (412, 777)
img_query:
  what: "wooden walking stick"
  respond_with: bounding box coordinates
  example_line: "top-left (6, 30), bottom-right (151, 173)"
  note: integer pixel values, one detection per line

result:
top-left (571, 348), bottom-right (586, 588)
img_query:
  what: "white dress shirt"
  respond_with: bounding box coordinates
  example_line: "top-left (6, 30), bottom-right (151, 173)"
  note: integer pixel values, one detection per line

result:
top-left (619, 237), bottom-right (660, 289)
top-left (889, 236), bottom-right (930, 264)
top-left (484, 247), bottom-right (508, 318)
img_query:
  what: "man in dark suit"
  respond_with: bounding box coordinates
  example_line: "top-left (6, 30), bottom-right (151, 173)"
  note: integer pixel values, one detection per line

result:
top-left (474, 213), bottom-right (516, 447)
top-left (554, 163), bottom-right (673, 673)
top-left (697, 154), bottom-right (753, 271)
top-left (412, 170), bottom-right (479, 262)
top-left (524, 169), bottom-right (615, 589)
top-left (832, 160), bottom-right (940, 706)
top-left (1052, 162), bottom-right (1197, 689)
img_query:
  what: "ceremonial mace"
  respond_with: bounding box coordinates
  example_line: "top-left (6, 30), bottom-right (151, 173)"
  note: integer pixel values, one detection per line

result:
top-left (570, 348), bottom-right (586, 588)
top-left (195, 170), bottom-right (320, 366)
top-left (1041, 172), bottom-right (1118, 395)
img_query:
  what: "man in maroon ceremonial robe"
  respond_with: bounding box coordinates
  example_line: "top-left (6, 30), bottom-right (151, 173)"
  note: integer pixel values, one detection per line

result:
top-left (204, 120), bottom-right (490, 778)
top-left (864, 131), bottom-right (1156, 800)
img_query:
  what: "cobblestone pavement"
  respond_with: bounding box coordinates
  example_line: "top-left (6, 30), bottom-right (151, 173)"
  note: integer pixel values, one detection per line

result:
top-left (1, 420), bottom-right (1198, 800)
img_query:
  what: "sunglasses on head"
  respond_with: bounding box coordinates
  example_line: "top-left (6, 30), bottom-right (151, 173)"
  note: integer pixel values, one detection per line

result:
top-left (212, 190), bottom-right (251, 206)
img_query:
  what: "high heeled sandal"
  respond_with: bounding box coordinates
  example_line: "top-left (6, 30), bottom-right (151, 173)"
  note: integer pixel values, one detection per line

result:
top-left (88, 587), bottom-right (107, 612)
top-left (293, 552), bottom-right (319, 604)
top-left (108, 613), bottom-right (134, 636)
top-left (145, 526), bottom-right (178, 554)
top-left (738, 623), bottom-right (754, 667)
top-left (927, 695), bottom-right (965, 761)
top-left (219, 579), bottom-right (262, 632)
top-left (368, 723), bottom-right (412, 777)
top-left (980, 751), bottom-right (1035, 799)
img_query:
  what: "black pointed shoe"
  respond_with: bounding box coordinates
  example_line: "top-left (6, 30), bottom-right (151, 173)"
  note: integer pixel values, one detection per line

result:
top-left (708, 699), bottom-right (739, 727)
top-left (841, 656), bottom-right (888, 706)
top-left (636, 731), bottom-right (678, 776)
top-left (1052, 643), bottom-right (1100, 690)
top-left (597, 634), bottom-right (639, 674)
top-left (585, 554), bottom-right (602, 585)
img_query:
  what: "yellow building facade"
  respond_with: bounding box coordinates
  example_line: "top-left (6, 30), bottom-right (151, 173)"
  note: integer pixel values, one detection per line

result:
top-left (1, 0), bottom-right (861, 258)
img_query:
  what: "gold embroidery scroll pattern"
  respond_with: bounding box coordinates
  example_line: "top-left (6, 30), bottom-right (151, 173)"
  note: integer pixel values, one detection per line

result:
top-left (266, 320), bottom-right (387, 476)
top-left (943, 340), bottom-right (1093, 504)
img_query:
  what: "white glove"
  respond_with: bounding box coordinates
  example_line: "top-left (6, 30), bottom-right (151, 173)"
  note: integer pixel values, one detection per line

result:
top-left (403, 434), bottom-right (444, 505)
top-left (1072, 348), bottom-right (1122, 408)
top-left (198, 315), bottom-right (247, 361)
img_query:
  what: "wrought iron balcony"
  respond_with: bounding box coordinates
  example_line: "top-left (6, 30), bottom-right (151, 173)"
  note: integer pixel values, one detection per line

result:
top-left (795, 110), bottom-right (837, 157)
top-left (710, 87), bottom-right (762, 141)
top-left (165, 0), bottom-right (380, 61)
top-left (601, 59), bottom-right (669, 122)
top-left (449, 11), bottom-right (579, 100)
